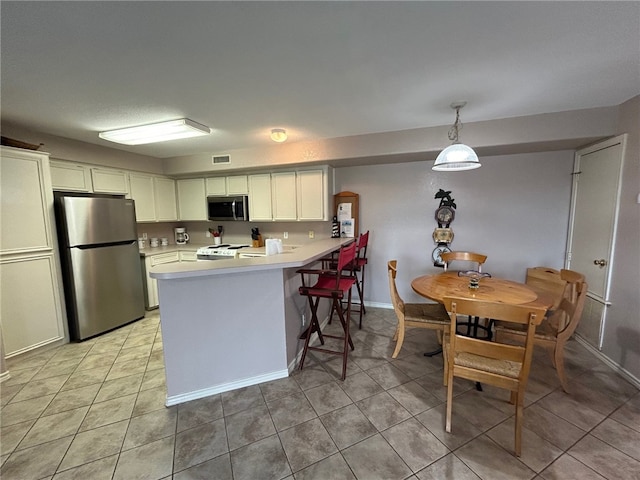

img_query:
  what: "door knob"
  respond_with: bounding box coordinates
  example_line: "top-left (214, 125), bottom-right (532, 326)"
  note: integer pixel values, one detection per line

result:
top-left (593, 259), bottom-right (607, 267)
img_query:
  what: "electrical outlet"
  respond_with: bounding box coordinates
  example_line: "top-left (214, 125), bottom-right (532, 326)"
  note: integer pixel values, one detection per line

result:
top-left (284, 232), bottom-right (289, 239)
top-left (142, 233), bottom-right (148, 240)
top-left (205, 230), bottom-right (211, 237)
top-left (309, 230), bottom-right (314, 239)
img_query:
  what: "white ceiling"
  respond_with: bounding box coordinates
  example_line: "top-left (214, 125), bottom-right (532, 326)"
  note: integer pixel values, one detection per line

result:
top-left (2, 1), bottom-right (639, 159)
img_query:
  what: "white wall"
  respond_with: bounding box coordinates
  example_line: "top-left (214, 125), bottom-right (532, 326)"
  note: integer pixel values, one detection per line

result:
top-left (602, 95), bottom-right (640, 379)
top-left (335, 151), bottom-right (574, 305)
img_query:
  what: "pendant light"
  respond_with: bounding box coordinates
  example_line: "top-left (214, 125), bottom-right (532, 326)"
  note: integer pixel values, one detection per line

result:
top-left (432, 102), bottom-right (481, 171)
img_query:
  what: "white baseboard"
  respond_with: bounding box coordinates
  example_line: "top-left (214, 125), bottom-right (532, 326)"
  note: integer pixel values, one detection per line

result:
top-left (165, 369), bottom-right (289, 406)
top-left (575, 334), bottom-right (640, 389)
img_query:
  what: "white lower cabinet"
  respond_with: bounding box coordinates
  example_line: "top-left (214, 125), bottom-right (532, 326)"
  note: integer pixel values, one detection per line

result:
top-left (144, 252), bottom-right (180, 309)
top-left (1, 255), bottom-right (65, 355)
top-left (143, 250), bottom-right (197, 309)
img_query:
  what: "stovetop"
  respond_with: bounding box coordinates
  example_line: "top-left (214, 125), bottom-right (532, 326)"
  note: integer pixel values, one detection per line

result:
top-left (196, 244), bottom-right (250, 256)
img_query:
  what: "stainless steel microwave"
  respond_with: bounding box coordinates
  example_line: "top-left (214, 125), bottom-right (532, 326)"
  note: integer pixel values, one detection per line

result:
top-left (207, 196), bottom-right (249, 221)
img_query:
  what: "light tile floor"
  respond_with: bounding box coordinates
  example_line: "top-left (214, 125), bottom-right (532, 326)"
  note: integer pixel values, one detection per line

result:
top-left (1, 307), bottom-right (639, 480)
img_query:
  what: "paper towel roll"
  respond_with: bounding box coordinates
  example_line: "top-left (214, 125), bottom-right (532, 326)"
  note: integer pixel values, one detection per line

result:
top-left (265, 238), bottom-right (283, 255)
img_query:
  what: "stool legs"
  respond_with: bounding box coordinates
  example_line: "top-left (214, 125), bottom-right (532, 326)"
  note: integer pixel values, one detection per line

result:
top-left (298, 291), bottom-right (354, 380)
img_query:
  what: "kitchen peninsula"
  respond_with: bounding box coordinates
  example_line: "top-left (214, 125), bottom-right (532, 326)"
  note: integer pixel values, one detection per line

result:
top-left (150, 238), bottom-right (353, 406)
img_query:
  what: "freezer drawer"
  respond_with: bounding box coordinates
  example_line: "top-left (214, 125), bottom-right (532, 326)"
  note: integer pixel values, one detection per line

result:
top-left (67, 241), bottom-right (144, 340)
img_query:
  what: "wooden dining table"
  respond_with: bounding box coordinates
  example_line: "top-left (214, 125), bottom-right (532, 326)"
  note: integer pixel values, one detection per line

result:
top-left (412, 270), bottom-right (553, 390)
top-left (411, 271), bottom-right (554, 309)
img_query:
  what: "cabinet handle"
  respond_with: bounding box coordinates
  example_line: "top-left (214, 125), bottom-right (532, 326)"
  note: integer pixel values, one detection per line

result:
top-left (593, 259), bottom-right (607, 267)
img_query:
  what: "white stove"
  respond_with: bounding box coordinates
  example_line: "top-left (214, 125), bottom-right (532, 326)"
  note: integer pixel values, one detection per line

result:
top-left (196, 244), bottom-right (250, 260)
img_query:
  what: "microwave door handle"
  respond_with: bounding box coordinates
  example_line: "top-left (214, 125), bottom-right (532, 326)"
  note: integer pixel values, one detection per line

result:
top-left (232, 199), bottom-right (237, 221)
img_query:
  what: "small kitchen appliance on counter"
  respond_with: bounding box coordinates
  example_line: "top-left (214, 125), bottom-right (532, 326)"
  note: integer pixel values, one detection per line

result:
top-left (196, 244), bottom-right (250, 261)
top-left (174, 227), bottom-right (189, 245)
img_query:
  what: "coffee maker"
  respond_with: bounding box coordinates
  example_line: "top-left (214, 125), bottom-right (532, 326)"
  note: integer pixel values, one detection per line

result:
top-left (174, 227), bottom-right (189, 245)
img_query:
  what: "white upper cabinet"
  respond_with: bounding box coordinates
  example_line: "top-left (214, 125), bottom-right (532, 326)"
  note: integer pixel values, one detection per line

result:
top-left (154, 177), bottom-right (178, 221)
top-left (248, 174), bottom-right (273, 221)
top-left (271, 172), bottom-right (297, 221)
top-left (90, 167), bottom-right (129, 194)
top-left (206, 175), bottom-right (248, 196)
top-left (177, 178), bottom-right (207, 220)
top-left (50, 160), bottom-right (92, 192)
top-left (247, 167), bottom-right (329, 222)
top-left (297, 169), bottom-right (326, 221)
top-left (129, 173), bottom-right (157, 222)
top-left (1, 147), bottom-right (54, 254)
top-left (206, 177), bottom-right (227, 196)
top-left (227, 175), bottom-right (248, 195)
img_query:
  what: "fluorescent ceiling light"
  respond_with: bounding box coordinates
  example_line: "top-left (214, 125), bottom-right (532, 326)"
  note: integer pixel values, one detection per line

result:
top-left (99, 118), bottom-right (211, 145)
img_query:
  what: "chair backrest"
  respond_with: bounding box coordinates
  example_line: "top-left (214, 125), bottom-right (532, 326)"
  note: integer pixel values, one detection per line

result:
top-left (356, 230), bottom-right (370, 258)
top-left (442, 296), bottom-right (546, 383)
top-left (560, 269), bottom-right (586, 304)
top-left (387, 260), bottom-right (405, 319)
top-left (547, 280), bottom-right (588, 340)
top-left (525, 267), bottom-right (567, 310)
top-left (336, 241), bottom-right (358, 273)
top-left (440, 251), bottom-right (487, 272)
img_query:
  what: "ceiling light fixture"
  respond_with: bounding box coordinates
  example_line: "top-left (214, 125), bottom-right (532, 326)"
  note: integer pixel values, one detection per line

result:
top-left (99, 118), bottom-right (211, 145)
top-left (432, 102), bottom-right (481, 171)
top-left (270, 128), bottom-right (288, 143)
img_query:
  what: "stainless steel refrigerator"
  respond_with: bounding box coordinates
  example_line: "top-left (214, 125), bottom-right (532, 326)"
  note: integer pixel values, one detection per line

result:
top-left (55, 193), bottom-right (145, 340)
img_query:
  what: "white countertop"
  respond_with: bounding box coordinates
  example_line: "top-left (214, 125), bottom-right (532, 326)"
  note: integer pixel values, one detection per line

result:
top-left (139, 245), bottom-right (201, 257)
top-left (149, 238), bottom-right (354, 280)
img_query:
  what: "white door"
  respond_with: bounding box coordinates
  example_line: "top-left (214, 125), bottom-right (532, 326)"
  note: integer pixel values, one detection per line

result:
top-left (567, 134), bottom-right (626, 348)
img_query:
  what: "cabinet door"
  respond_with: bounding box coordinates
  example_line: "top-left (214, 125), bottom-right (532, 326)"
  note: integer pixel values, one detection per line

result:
top-left (248, 174), bottom-right (273, 221)
top-left (0, 148), bottom-right (53, 254)
top-left (227, 175), bottom-right (248, 195)
top-left (50, 161), bottom-right (92, 192)
top-left (206, 177), bottom-right (227, 196)
top-left (297, 169), bottom-right (326, 220)
top-left (145, 252), bottom-right (180, 308)
top-left (179, 251), bottom-right (198, 262)
top-left (129, 173), bottom-right (157, 222)
top-left (177, 178), bottom-right (207, 220)
top-left (272, 172), bottom-right (297, 221)
top-left (154, 177), bottom-right (178, 221)
top-left (1, 255), bottom-right (65, 355)
top-left (91, 168), bottom-right (129, 194)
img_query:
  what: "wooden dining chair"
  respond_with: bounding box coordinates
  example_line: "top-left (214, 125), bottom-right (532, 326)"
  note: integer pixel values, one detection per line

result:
top-left (494, 280), bottom-right (587, 393)
top-left (442, 296), bottom-right (546, 457)
top-left (525, 267), bottom-right (567, 311)
top-left (440, 251), bottom-right (487, 272)
top-left (387, 260), bottom-right (449, 358)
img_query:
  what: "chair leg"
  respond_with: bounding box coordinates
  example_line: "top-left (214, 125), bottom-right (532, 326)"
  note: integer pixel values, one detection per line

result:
top-left (299, 296), bottom-right (323, 372)
top-left (554, 343), bottom-right (570, 394)
top-left (445, 367), bottom-right (454, 433)
top-left (514, 390), bottom-right (524, 457)
top-left (392, 323), bottom-right (405, 359)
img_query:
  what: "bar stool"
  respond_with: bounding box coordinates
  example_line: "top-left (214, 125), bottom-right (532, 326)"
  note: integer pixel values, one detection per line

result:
top-left (322, 231), bottom-right (369, 329)
top-left (297, 241), bottom-right (358, 380)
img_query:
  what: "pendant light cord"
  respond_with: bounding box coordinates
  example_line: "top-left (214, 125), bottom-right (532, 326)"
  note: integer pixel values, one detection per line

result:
top-left (448, 107), bottom-right (462, 143)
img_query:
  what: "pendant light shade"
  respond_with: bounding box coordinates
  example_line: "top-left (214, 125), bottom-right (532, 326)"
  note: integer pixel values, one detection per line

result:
top-left (432, 102), bottom-right (481, 171)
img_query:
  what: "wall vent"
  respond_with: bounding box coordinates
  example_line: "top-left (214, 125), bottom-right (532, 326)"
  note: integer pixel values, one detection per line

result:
top-left (212, 155), bottom-right (231, 165)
